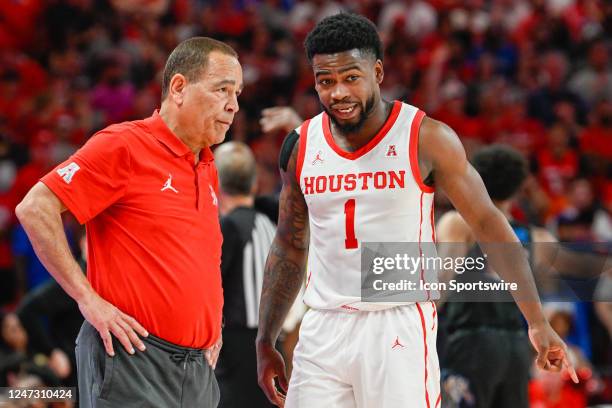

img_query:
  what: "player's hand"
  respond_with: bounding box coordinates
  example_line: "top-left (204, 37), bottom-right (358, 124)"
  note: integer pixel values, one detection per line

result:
top-left (528, 320), bottom-right (579, 383)
top-left (256, 341), bottom-right (288, 407)
top-left (78, 292), bottom-right (148, 357)
top-left (260, 107), bottom-right (302, 134)
top-left (205, 335), bottom-right (222, 369)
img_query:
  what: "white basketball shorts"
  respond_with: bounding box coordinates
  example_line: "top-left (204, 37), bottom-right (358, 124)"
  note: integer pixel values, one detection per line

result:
top-left (286, 302), bottom-right (441, 408)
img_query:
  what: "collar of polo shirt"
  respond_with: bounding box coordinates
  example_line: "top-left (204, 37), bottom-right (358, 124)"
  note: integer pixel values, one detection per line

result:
top-left (147, 110), bottom-right (214, 163)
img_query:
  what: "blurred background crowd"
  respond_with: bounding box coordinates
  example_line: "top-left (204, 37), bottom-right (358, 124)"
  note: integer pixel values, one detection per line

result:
top-left (0, 0), bottom-right (610, 407)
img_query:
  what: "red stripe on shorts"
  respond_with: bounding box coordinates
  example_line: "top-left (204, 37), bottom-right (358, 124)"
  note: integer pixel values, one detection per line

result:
top-left (416, 303), bottom-right (431, 408)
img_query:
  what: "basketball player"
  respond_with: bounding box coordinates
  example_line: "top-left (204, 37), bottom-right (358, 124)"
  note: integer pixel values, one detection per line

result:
top-left (256, 13), bottom-right (577, 408)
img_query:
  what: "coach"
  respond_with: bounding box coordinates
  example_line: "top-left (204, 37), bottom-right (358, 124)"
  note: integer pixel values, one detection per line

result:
top-left (15, 37), bottom-right (243, 408)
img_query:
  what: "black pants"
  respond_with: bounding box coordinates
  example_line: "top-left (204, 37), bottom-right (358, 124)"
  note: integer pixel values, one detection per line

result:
top-left (76, 321), bottom-right (219, 408)
top-left (215, 327), bottom-right (274, 408)
top-left (443, 328), bottom-right (532, 408)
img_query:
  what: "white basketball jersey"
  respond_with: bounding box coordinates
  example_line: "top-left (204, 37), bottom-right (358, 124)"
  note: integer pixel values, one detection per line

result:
top-left (296, 101), bottom-right (436, 311)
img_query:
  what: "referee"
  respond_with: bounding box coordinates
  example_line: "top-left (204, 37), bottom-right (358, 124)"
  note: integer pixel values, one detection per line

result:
top-left (214, 142), bottom-right (276, 408)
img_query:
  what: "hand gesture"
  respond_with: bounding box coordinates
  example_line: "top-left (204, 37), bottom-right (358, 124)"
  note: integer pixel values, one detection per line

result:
top-left (528, 320), bottom-right (579, 383)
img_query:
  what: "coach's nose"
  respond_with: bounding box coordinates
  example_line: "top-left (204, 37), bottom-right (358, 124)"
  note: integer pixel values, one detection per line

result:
top-left (226, 92), bottom-right (239, 113)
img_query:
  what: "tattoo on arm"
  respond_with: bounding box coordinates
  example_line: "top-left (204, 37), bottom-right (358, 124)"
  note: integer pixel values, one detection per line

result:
top-left (257, 139), bottom-right (309, 344)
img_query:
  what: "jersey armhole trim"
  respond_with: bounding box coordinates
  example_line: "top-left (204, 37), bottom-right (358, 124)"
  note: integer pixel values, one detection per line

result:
top-left (295, 119), bottom-right (311, 181)
top-left (409, 110), bottom-right (435, 193)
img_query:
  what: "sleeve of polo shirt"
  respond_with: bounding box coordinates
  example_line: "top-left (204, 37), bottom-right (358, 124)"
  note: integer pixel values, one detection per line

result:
top-left (40, 129), bottom-right (131, 224)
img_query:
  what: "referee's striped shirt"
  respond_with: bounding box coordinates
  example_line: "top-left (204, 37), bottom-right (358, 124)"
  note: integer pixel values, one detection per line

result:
top-left (220, 207), bottom-right (276, 329)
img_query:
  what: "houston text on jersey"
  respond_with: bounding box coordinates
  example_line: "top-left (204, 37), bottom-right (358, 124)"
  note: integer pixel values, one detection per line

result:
top-left (302, 170), bottom-right (406, 195)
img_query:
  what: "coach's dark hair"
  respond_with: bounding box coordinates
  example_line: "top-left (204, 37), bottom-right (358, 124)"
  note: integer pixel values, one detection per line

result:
top-left (304, 13), bottom-right (383, 63)
top-left (215, 142), bottom-right (257, 196)
top-left (471, 144), bottom-right (528, 201)
top-left (161, 37), bottom-right (238, 101)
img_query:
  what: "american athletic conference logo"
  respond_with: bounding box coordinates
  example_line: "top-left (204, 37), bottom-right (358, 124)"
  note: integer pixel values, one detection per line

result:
top-left (386, 145), bottom-right (398, 157)
top-left (56, 162), bottom-right (81, 184)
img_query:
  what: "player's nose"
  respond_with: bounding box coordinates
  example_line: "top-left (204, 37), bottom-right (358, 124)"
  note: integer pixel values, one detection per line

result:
top-left (330, 83), bottom-right (350, 102)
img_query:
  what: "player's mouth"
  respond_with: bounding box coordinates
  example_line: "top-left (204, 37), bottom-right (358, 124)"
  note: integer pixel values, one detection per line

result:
top-left (217, 120), bottom-right (232, 127)
top-left (331, 103), bottom-right (359, 120)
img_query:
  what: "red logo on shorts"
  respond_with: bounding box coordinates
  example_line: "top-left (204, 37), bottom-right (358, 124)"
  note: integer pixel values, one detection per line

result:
top-left (386, 145), bottom-right (397, 157)
top-left (392, 336), bottom-right (405, 349)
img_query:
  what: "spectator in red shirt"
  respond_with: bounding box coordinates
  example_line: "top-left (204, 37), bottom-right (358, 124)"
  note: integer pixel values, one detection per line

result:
top-left (495, 90), bottom-right (546, 157)
top-left (580, 99), bottom-right (612, 161)
top-left (537, 122), bottom-right (579, 199)
top-left (14, 37), bottom-right (243, 408)
top-left (11, 130), bottom-right (57, 203)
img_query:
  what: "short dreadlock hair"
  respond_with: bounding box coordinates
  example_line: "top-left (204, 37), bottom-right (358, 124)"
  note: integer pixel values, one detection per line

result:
top-left (304, 13), bottom-right (383, 63)
top-left (472, 144), bottom-right (529, 201)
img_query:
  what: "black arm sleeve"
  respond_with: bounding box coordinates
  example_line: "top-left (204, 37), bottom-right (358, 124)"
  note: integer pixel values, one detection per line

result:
top-left (279, 130), bottom-right (299, 172)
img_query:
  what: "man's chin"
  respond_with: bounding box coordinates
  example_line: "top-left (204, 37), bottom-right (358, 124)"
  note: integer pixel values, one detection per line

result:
top-left (330, 112), bottom-right (357, 124)
top-left (210, 132), bottom-right (227, 147)
top-left (331, 116), bottom-right (366, 134)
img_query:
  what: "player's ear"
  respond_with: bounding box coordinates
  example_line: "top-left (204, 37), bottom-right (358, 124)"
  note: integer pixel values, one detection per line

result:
top-left (375, 60), bottom-right (384, 84)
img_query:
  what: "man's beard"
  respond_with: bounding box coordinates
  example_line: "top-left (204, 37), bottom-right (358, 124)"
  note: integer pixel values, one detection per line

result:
top-left (323, 95), bottom-right (376, 134)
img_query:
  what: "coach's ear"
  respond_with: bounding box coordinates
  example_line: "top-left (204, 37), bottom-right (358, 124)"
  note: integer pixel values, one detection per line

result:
top-left (375, 60), bottom-right (384, 84)
top-left (169, 73), bottom-right (188, 106)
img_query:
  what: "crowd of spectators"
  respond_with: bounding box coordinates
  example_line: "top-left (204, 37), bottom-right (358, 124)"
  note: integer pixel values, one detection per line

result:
top-left (0, 0), bottom-right (610, 406)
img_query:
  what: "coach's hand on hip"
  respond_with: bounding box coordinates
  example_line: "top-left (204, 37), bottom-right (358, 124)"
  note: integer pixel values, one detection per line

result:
top-left (528, 319), bottom-right (579, 383)
top-left (78, 291), bottom-right (149, 356)
top-left (205, 334), bottom-right (222, 368)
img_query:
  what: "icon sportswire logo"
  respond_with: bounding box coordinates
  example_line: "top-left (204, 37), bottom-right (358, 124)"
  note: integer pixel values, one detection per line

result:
top-left (57, 162), bottom-right (80, 184)
top-left (161, 174), bottom-right (178, 193)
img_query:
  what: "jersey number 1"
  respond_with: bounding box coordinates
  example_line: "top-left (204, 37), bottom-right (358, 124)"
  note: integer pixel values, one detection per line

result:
top-left (344, 199), bottom-right (358, 249)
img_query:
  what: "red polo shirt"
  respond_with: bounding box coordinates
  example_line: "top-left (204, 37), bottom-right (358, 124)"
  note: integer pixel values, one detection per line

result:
top-left (41, 111), bottom-right (223, 349)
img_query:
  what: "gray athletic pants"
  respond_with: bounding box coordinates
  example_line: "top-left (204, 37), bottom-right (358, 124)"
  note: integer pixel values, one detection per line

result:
top-left (76, 321), bottom-right (220, 408)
